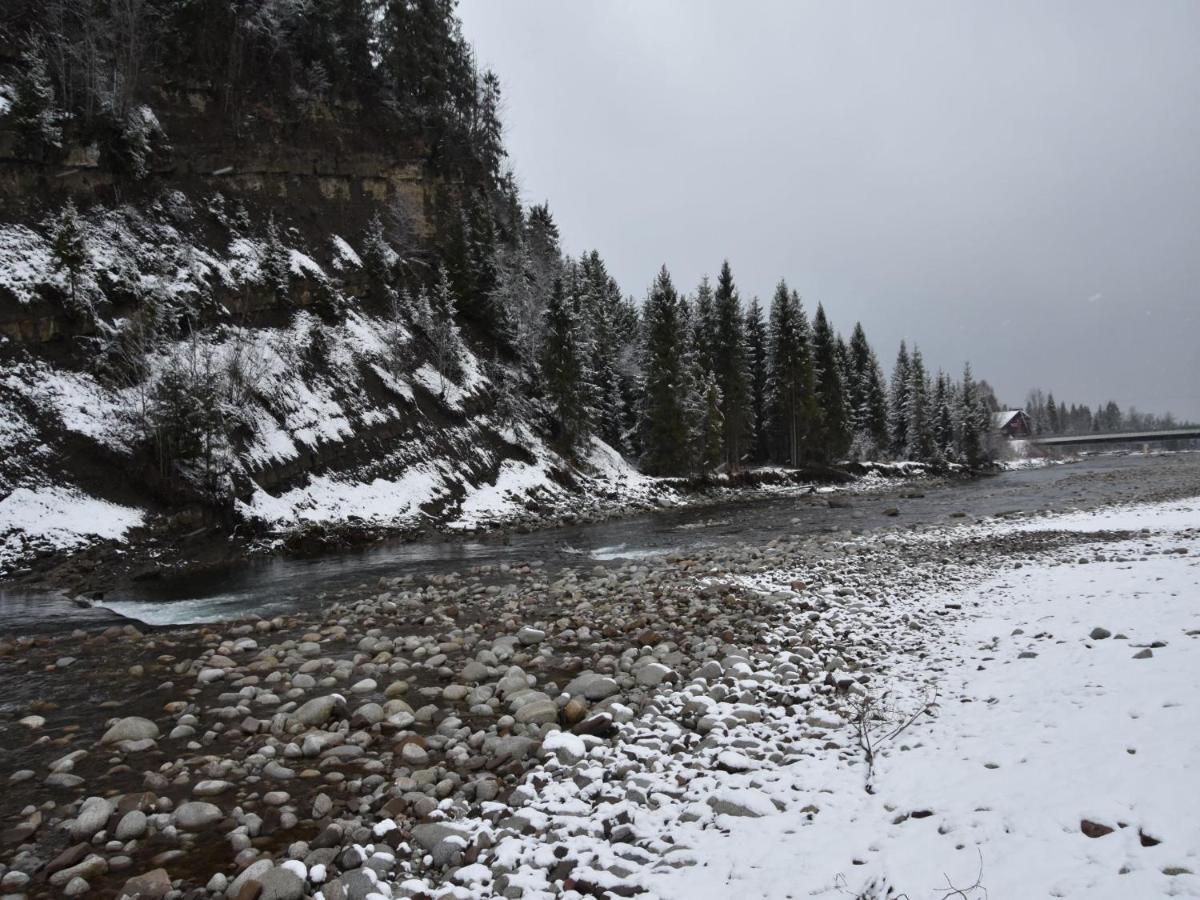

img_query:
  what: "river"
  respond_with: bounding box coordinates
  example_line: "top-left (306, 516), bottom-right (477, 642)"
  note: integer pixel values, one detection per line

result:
top-left (1, 452), bottom-right (1195, 635)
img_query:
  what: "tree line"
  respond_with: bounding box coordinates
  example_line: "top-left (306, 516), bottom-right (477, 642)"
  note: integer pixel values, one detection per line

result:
top-left (1023, 390), bottom-right (1189, 437)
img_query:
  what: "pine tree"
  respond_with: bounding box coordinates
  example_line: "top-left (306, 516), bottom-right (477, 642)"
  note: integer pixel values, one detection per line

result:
top-left (361, 213), bottom-right (395, 304)
top-left (846, 322), bottom-right (888, 457)
top-left (888, 341), bottom-right (912, 458)
top-left (639, 267), bottom-right (692, 475)
top-left (49, 200), bottom-right (88, 312)
top-left (577, 251), bottom-right (627, 452)
top-left (811, 304), bottom-right (849, 462)
top-left (744, 297), bottom-right (769, 464)
top-left (695, 370), bottom-right (724, 473)
top-left (932, 371), bottom-right (956, 461)
top-left (11, 40), bottom-right (62, 151)
top-left (957, 363), bottom-right (991, 468)
top-left (712, 261), bottom-right (750, 471)
top-left (1045, 393), bottom-right (1059, 435)
top-left (904, 346), bottom-right (934, 461)
top-left (766, 281), bottom-right (817, 466)
top-left (541, 277), bottom-right (591, 455)
top-left (427, 264), bottom-right (464, 392)
top-left (691, 276), bottom-right (718, 376)
top-left (262, 213), bottom-right (291, 302)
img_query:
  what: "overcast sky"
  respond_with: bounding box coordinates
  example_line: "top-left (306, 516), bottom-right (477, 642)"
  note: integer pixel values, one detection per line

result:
top-left (458, 0), bottom-right (1200, 420)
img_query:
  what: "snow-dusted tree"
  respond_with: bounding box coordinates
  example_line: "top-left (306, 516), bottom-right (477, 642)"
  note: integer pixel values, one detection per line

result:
top-left (811, 304), bottom-right (849, 462)
top-left (639, 266), bottom-right (692, 475)
top-left (888, 341), bottom-right (912, 458)
top-left (10, 39), bottom-right (63, 151)
top-left (262, 213), bottom-right (291, 302)
top-left (957, 363), bottom-right (991, 468)
top-left (541, 277), bottom-right (591, 455)
top-left (577, 250), bottom-right (629, 452)
top-left (744, 296), bottom-right (769, 463)
top-left (694, 369), bottom-right (724, 474)
top-left (846, 322), bottom-right (888, 456)
top-left (932, 370), bottom-right (956, 462)
top-left (766, 281), bottom-right (817, 466)
top-left (49, 200), bottom-right (88, 313)
top-left (904, 346), bottom-right (935, 461)
top-left (431, 264), bottom-right (465, 381)
top-left (691, 275), bottom-right (718, 376)
top-left (361, 212), bottom-right (395, 303)
top-left (711, 261), bottom-right (750, 471)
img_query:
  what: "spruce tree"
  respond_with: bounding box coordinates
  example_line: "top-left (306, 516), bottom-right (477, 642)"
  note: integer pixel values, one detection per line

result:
top-left (744, 297), bottom-right (769, 464)
top-left (541, 277), bottom-right (591, 455)
top-left (263, 213), bottom-right (291, 302)
top-left (639, 267), bottom-right (692, 475)
top-left (888, 341), bottom-right (912, 458)
top-left (811, 304), bottom-right (849, 462)
top-left (846, 322), bottom-right (889, 456)
top-left (712, 261), bottom-right (750, 471)
top-left (692, 276), bottom-right (718, 376)
top-left (957, 363), bottom-right (991, 467)
top-left (932, 371), bottom-right (956, 461)
top-left (904, 346), bottom-right (934, 461)
top-left (50, 200), bottom-right (88, 312)
top-left (766, 281), bottom-right (817, 465)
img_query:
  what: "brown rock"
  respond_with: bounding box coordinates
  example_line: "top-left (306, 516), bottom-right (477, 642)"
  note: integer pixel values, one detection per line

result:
top-left (1081, 819), bottom-right (1114, 838)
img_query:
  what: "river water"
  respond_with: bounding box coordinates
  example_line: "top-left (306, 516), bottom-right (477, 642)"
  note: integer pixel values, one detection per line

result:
top-left (1, 453), bottom-right (1195, 635)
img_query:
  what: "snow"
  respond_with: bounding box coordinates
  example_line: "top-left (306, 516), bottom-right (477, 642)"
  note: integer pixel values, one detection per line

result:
top-left (386, 494), bottom-right (1200, 899)
top-left (239, 464), bottom-right (451, 526)
top-left (330, 235), bottom-right (362, 269)
top-left (0, 486), bottom-right (145, 568)
top-left (0, 224), bottom-right (59, 304)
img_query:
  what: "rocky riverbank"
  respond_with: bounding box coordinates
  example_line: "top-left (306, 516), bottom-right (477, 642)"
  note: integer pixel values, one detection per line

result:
top-left (4, 474), bottom-right (1191, 899)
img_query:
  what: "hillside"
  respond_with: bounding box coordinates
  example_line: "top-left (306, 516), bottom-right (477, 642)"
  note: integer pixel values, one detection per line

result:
top-left (0, 2), bottom-right (675, 581)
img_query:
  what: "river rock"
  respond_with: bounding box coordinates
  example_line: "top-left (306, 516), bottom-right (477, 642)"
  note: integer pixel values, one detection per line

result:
top-left (100, 717), bottom-right (160, 745)
top-left (255, 865), bottom-right (304, 900)
top-left (117, 867), bottom-right (172, 899)
top-left (229, 859), bottom-right (274, 897)
top-left (193, 779), bottom-right (235, 796)
top-left (114, 810), bottom-right (148, 841)
top-left (70, 796), bottom-right (114, 840)
top-left (292, 695), bottom-right (342, 727)
top-left (515, 698), bottom-right (559, 725)
top-left (173, 801), bottom-right (222, 830)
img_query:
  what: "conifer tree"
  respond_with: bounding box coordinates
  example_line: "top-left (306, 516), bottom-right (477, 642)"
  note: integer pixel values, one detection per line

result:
top-left (744, 297), bottom-right (769, 464)
top-left (541, 277), bottom-right (591, 455)
top-left (262, 213), bottom-right (291, 302)
top-left (691, 276), bottom-right (718, 376)
top-left (50, 200), bottom-right (88, 312)
top-left (932, 370), bottom-right (956, 461)
top-left (957, 363), bottom-right (990, 467)
top-left (712, 261), bottom-right (750, 471)
top-left (811, 304), bottom-right (849, 462)
top-left (639, 267), bottom-right (692, 475)
top-left (888, 341), bottom-right (912, 458)
top-left (905, 346), bottom-right (934, 461)
top-left (766, 281), bottom-right (817, 466)
top-left (846, 322), bottom-right (889, 456)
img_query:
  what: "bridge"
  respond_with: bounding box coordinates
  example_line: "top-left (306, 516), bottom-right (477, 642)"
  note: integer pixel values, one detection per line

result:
top-left (1030, 427), bottom-right (1200, 447)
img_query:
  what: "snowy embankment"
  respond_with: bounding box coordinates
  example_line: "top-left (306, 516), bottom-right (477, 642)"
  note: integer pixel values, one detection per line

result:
top-left (386, 496), bottom-right (1199, 899)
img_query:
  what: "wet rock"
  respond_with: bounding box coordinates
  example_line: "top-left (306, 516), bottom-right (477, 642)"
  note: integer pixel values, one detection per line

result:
top-left (515, 698), bottom-right (559, 726)
top-left (254, 866), bottom-right (305, 900)
top-left (114, 810), bottom-right (148, 841)
top-left (292, 695), bottom-right (343, 727)
top-left (1089, 627), bottom-right (1112, 640)
top-left (117, 867), bottom-right (172, 899)
top-left (229, 859), bottom-right (274, 898)
top-left (193, 780), bottom-right (235, 796)
top-left (100, 717), bottom-right (160, 745)
top-left (70, 796), bottom-right (114, 840)
top-left (173, 801), bottom-right (222, 831)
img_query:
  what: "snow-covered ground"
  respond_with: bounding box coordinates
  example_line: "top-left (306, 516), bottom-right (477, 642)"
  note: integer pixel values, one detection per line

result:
top-left (0, 485), bottom-right (145, 565)
top-left (655, 503), bottom-right (1200, 899)
top-left (384, 495), bottom-right (1199, 899)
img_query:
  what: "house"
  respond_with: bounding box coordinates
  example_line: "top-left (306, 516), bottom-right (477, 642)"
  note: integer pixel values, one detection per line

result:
top-left (993, 409), bottom-right (1032, 439)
